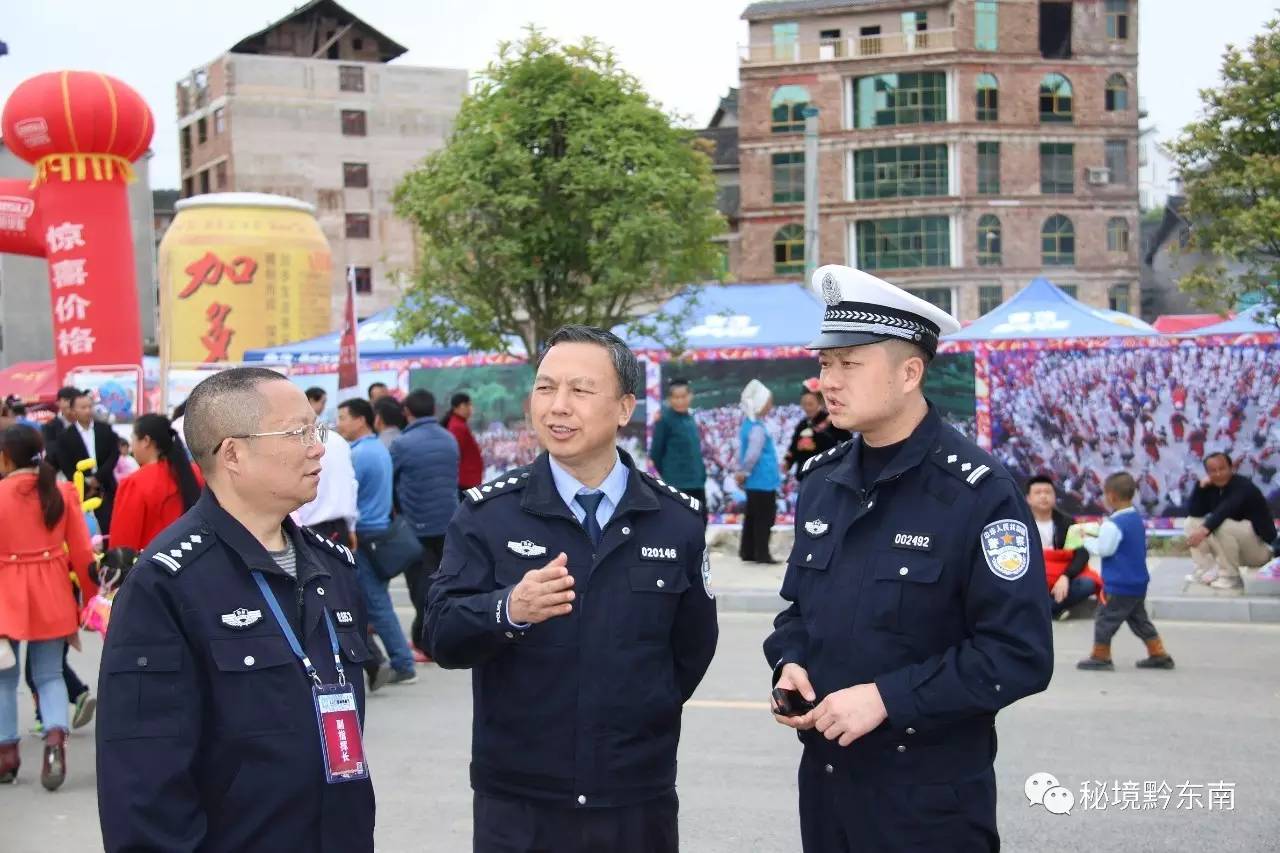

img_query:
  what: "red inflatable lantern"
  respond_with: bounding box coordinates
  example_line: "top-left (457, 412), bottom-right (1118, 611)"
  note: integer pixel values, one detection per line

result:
top-left (0, 70), bottom-right (153, 377)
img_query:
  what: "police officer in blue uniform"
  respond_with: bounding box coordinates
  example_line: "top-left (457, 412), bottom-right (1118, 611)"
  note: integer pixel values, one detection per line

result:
top-left (765, 266), bottom-right (1054, 853)
top-left (97, 368), bottom-right (375, 853)
top-left (426, 325), bottom-right (717, 853)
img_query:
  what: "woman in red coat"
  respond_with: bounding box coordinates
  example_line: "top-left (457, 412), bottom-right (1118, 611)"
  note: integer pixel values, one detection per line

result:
top-left (108, 414), bottom-right (204, 551)
top-left (0, 425), bottom-right (97, 790)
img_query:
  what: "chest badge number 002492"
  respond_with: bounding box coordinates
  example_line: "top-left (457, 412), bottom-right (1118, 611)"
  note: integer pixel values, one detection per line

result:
top-left (982, 519), bottom-right (1030, 581)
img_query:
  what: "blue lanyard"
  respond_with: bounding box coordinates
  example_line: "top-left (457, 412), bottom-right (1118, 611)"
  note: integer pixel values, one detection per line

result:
top-left (251, 571), bottom-right (346, 687)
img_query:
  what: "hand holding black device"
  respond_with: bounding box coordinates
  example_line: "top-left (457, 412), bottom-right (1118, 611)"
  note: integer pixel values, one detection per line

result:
top-left (771, 687), bottom-right (817, 717)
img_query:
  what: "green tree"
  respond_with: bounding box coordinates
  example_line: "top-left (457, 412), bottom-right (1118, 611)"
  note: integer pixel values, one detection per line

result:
top-left (1167, 16), bottom-right (1280, 322)
top-left (394, 29), bottom-right (725, 356)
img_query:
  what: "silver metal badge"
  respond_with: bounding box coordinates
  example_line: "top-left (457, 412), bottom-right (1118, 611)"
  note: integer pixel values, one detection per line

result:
top-left (335, 611), bottom-right (354, 624)
top-left (821, 272), bottom-right (842, 306)
top-left (804, 519), bottom-right (830, 537)
top-left (220, 608), bottom-right (263, 629)
top-left (507, 540), bottom-right (548, 558)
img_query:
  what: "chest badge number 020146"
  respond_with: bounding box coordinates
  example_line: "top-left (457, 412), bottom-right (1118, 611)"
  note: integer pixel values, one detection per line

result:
top-left (982, 519), bottom-right (1031, 581)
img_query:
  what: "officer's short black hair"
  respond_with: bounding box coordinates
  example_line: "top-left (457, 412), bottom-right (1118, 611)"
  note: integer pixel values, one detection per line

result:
top-left (404, 389), bottom-right (436, 419)
top-left (666, 378), bottom-right (690, 395)
top-left (539, 325), bottom-right (642, 398)
top-left (374, 396), bottom-right (408, 430)
top-left (1025, 474), bottom-right (1056, 494)
top-left (1104, 471), bottom-right (1137, 501)
top-left (183, 367), bottom-right (289, 468)
top-left (305, 386), bottom-right (327, 403)
top-left (339, 398), bottom-right (376, 430)
top-left (1204, 451), bottom-right (1233, 468)
top-left (449, 392), bottom-right (471, 410)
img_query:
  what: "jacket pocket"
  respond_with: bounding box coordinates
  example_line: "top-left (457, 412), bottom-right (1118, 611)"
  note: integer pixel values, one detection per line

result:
top-left (870, 552), bottom-right (945, 633)
top-left (207, 635), bottom-right (301, 735)
top-left (625, 563), bottom-right (690, 642)
top-left (99, 643), bottom-right (186, 741)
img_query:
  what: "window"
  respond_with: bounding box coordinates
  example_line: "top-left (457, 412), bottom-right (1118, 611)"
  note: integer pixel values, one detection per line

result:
top-left (1106, 140), bottom-right (1129, 185)
top-left (853, 72), bottom-right (948, 129)
top-left (819, 28), bottom-right (843, 57)
top-left (774, 224), bottom-right (805, 276)
top-left (977, 215), bottom-right (1002, 266)
top-left (1105, 0), bottom-right (1129, 41)
top-left (772, 152), bottom-right (805, 203)
top-left (199, 169), bottom-right (211, 195)
top-left (1109, 283), bottom-right (1131, 313)
top-left (858, 25), bottom-right (883, 55)
top-left (345, 213), bottom-right (371, 239)
top-left (341, 109), bottom-right (367, 136)
top-left (976, 73), bottom-right (999, 121)
top-left (180, 126), bottom-right (192, 169)
top-left (771, 85), bottom-right (811, 133)
top-left (855, 216), bottom-right (951, 271)
top-left (353, 266), bottom-right (372, 294)
top-left (905, 288), bottom-right (952, 316)
top-left (1040, 143), bottom-right (1074, 194)
top-left (1039, 73), bottom-right (1073, 122)
top-left (977, 142), bottom-right (1000, 195)
top-left (182, 176), bottom-right (194, 198)
top-left (352, 37), bottom-right (364, 51)
top-left (343, 162), bottom-right (369, 188)
top-left (1059, 284), bottom-right (1079, 299)
top-left (975, 1), bottom-right (998, 50)
top-left (214, 161), bottom-right (227, 190)
top-left (197, 117), bottom-right (208, 144)
top-left (1039, 2), bottom-right (1072, 59)
top-left (213, 107), bottom-right (225, 135)
top-left (853, 145), bottom-right (949, 200)
top-left (1107, 217), bottom-right (1130, 253)
top-left (1105, 74), bottom-right (1129, 112)
top-left (1041, 215), bottom-right (1075, 266)
top-left (340, 65), bottom-right (365, 93)
top-left (773, 22), bottom-right (799, 60)
top-left (979, 285), bottom-right (1004, 314)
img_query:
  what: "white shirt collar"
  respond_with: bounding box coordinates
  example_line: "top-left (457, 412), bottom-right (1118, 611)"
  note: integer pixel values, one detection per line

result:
top-left (548, 451), bottom-right (629, 522)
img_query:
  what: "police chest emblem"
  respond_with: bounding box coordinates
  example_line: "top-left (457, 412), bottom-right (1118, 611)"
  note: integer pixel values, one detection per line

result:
top-left (701, 549), bottom-right (714, 599)
top-left (892, 532), bottom-right (932, 551)
top-left (507, 540), bottom-right (548, 558)
top-left (804, 519), bottom-right (830, 538)
top-left (335, 611), bottom-right (354, 625)
top-left (821, 272), bottom-right (842, 306)
top-left (641, 546), bottom-right (679, 562)
top-left (981, 519), bottom-right (1030, 581)
top-left (220, 608), bottom-right (263, 629)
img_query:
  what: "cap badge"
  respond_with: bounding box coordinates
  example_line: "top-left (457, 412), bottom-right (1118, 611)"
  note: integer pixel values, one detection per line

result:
top-left (821, 272), bottom-right (842, 306)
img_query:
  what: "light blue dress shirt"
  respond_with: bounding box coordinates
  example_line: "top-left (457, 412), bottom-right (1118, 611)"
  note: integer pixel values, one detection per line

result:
top-left (548, 451), bottom-right (630, 530)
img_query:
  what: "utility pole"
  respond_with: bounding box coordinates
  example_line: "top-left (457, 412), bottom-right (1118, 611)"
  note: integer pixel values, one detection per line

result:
top-left (802, 105), bottom-right (820, 282)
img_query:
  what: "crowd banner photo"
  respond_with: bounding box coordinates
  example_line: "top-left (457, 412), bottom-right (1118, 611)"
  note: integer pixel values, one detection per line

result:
top-left (337, 264), bottom-right (360, 401)
top-left (0, 70), bottom-right (154, 379)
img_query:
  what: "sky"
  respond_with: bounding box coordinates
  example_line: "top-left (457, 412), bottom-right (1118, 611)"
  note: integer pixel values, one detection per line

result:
top-left (1, 0), bottom-right (1277, 190)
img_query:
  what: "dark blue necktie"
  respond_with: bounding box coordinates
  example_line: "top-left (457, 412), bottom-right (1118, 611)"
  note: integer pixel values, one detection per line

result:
top-left (575, 492), bottom-right (605, 547)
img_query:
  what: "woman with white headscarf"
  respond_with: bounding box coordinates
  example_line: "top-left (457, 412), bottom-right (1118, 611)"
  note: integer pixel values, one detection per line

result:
top-left (736, 379), bottom-right (781, 563)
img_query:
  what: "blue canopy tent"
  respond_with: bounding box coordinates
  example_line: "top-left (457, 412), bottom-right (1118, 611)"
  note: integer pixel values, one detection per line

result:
top-left (242, 308), bottom-right (470, 363)
top-left (619, 283), bottom-right (824, 349)
top-left (1184, 304), bottom-right (1280, 336)
top-left (946, 277), bottom-right (1158, 340)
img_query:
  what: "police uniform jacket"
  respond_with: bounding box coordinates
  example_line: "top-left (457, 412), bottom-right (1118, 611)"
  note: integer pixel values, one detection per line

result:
top-left (425, 450), bottom-right (718, 808)
top-left (764, 405), bottom-right (1053, 784)
top-left (96, 489), bottom-right (375, 853)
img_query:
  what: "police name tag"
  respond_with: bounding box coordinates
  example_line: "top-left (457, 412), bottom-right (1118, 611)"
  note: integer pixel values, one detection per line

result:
top-left (892, 532), bottom-right (932, 551)
top-left (640, 546), bottom-right (679, 562)
top-left (313, 684), bottom-right (369, 784)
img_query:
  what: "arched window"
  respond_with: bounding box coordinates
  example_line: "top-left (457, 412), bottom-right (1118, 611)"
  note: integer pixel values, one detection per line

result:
top-left (774, 224), bottom-right (805, 275)
top-left (1041, 215), bottom-right (1075, 265)
top-left (1039, 73), bottom-right (1073, 123)
top-left (1107, 217), bottom-right (1130, 253)
top-left (771, 85), bottom-right (811, 133)
top-left (977, 215), bottom-right (1002, 266)
top-left (976, 73), bottom-right (998, 122)
top-left (1105, 74), bottom-right (1129, 112)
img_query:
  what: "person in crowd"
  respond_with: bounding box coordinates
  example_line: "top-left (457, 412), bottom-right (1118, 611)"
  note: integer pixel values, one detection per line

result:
top-left (96, 368), bottom-right (375, 851)
top-left (426, 325), bottom-right (716, 852)
top-left (737, 379), bottom-right (781, 563)
top-left (374, 397), bottom-right (407, 449)
top-left (1, 396), bottom-right (38, 431)
top-left (0, 424), bottom-right (97, 791)
top-left (1185, 452), bottom-right (1277, 591)
top-left (367, 382), bottom-right (389, 403)
top-left (337, 398), bottom-right (417, 685)
top-left (1025, 473), bottom-right (1100, 618)
top-left (784, 383), bottom-right (852, 476)
top-left (648, 378), bottom-right (708, 518)
top-left (389, 389), bottom-right (459, 661)
top-left (40, 386), bottom-right (81, 473)
top-left (305, 387), bottom-right (328, 422)
top-left (108, 414), bottom-right (205, 552)
top-left (443, 392), bottom-right (484, 497)
top-left (1078, 472), bottom-right (1175, 671)
top-left (55, 389), bottom-right (120, 530)
top-left (114, 434), bottom-right (140, 482)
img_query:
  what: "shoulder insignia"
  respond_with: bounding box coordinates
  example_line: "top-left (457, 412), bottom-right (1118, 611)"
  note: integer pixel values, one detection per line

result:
top-left (146, 528), bottom-right (215, 576)
top-left (930, 439), bottom-right (995, 489)
top-left (465, 467), bottom-right (532, 505)
top-left (799, 440), bottom-right (854, 480)
top-left (303, 528), bottom-right (357, 567)
top-left (640, 471), bottom-right (702, 514)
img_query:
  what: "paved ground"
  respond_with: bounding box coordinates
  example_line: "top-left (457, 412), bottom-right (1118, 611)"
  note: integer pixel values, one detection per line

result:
top-left (2, 611), bottom-right (1278, 851)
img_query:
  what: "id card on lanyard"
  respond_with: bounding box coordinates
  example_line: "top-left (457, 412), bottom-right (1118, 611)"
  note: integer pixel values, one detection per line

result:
top-left (252, 571), bottom-right (370, 784)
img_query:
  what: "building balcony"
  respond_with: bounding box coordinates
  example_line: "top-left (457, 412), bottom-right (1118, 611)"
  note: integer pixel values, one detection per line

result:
top-left (741, 29), bottom-right (955, 67)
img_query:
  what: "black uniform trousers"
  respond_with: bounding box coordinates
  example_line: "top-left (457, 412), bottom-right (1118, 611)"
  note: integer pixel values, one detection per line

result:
top-left (473, 791), bottom-right (678, 853)
top-left (739, 489), bottom-right (777, 562)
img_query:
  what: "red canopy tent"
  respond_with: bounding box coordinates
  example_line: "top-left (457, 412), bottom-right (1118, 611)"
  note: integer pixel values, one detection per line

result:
top-left (1152, 313), bottom-right (1225, 334)
top-left (0, 360), bottom-right (59, 404)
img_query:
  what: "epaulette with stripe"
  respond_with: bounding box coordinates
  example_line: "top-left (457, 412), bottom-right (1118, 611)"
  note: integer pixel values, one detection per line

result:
top-left (930, 441), bottom-right (995, 488)
top-left (464, 467), bottom-right (532, 505)
top-left (146, 527), bottom-right (216, 576)
top-left (639, 471), bottom-right (702, 514)
top-left (303, 528), bottom-right (357, 567)
top-left (799, 439), bottom-right (854, 480)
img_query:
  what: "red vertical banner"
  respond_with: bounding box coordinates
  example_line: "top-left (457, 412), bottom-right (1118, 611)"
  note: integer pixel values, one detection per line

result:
top-left (337, 265), bottom-right (359, 395)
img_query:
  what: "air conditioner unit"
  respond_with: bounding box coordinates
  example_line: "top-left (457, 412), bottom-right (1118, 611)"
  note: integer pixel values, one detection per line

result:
top-left (1086, 167), bottom-right (1111, 185)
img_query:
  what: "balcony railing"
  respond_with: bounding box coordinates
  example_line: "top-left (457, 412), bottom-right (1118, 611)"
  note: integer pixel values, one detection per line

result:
top-left (741, 29), bottom-right (956, 66)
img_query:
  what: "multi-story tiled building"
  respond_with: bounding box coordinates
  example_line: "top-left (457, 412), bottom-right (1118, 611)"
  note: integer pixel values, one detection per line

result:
top-left (737, 0), bottom-right (1140, 321)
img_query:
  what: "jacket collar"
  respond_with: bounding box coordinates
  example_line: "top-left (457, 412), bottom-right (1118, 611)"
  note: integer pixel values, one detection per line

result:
top-left (828, 403), bottom-right (942, 494)
top-left (193, 489), bottom-right (329, 584)
top-left (403, 417), bottom-right (439, 434)
top-left (521, 448), bottom-right (659, 523)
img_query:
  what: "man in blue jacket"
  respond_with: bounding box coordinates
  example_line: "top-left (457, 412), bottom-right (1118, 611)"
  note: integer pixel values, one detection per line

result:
top-left (390, 389), bottom-right (460, 656)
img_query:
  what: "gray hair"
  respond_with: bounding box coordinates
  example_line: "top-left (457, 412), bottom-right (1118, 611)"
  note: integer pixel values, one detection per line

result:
top-left (183, 367), bottom-right (289, 468)
top-left (539, 325), bottom-right (643, 397)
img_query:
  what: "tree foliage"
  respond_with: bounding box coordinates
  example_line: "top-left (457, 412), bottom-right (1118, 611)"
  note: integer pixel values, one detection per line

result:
top-left (393, 29), bottom-right (725, 356)
top-left (1167, 15), bottom-right (1280, 321)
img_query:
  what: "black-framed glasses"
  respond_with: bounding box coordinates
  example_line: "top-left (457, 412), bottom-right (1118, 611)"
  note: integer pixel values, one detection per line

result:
top-left (216, 423), bottom-right (328, 452)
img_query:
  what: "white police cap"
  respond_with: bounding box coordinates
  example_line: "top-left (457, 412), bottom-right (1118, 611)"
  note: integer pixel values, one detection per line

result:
top-left (808, 264), bottom-right (961, 357)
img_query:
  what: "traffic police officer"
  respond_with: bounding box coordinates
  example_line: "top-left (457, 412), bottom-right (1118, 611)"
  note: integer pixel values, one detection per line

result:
top-left (97, 368), bottom-right (376, 853)
top-left (764, 266), bottom-right (1053, 852)
top-left (426, 325), bottom-right (718, 853)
